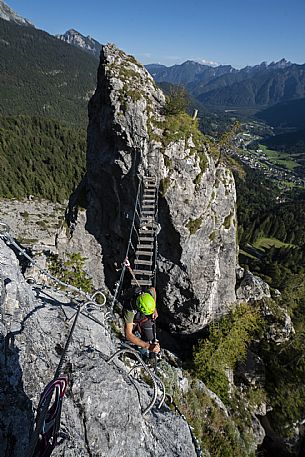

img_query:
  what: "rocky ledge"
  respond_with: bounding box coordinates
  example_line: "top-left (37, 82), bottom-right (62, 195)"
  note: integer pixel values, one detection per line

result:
top-left (0, 238), bottom-right (197, 456)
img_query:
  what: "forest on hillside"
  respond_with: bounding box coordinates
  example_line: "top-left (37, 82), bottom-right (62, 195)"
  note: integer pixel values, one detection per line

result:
top-left (236, 164), bottom-right (305, 288)
top-left (228, 163), bottom-right (305, 455)
top-left (0, 18), bottom-right (97, 126)
top-left (0, 116), bottom-right (86, 201)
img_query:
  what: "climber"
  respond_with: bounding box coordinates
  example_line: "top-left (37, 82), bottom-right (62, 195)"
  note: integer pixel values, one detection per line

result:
top-left (123, 287), bottom-right (160, 354)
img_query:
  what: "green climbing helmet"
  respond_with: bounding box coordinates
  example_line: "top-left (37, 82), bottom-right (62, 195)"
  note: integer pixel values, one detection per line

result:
top-left (136, 292), bottom-right (156, 315)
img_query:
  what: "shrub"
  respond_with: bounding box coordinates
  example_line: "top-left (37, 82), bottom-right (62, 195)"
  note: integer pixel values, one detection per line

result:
top-left (178, 381), bottom-right (255, 457)
top-left (164, 86), bottom-right (188, 115)
top-left (47, 252), bottom-right (93, 293)
top-left (193, 303), bottom-right (262, 403)
top-left (159, 177), bottom-right (171, 197)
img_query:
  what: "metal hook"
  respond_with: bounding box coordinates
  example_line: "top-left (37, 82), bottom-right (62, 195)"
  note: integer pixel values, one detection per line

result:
top-left (0, 221), bottom-right (10, 236)
top-left (90, 290), bottom-right (106, 306)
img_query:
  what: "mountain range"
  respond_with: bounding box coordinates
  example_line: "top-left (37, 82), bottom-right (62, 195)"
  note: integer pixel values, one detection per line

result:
top-left (1, 0), bottom-right (305, 125)
top-left (58, 28), bottom-right (305, 116)
top-left (146, 59), bottom-right (305, 112)
top-left (56, 26), bottom-right (305, 116)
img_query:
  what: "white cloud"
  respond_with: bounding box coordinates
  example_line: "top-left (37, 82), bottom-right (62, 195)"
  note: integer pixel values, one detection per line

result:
top-left (196, 58), bottom-right (220, 67)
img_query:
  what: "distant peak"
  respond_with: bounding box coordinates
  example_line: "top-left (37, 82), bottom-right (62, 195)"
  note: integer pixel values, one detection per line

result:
top-left (66, 28), bottom-right (79, 34)
top-left (55, 28), bottom-right (102, 59)
top-left (268, 58), bottom-right (291, 69)
top-left (183, 60), bottom-right (201, 65)
top-left (0, 0), bottom-right (34, 27)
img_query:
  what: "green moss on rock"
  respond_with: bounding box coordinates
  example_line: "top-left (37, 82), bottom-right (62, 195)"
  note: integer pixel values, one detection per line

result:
top-left (159, 177), bottom-right (171, 197)
top-left (186, 216), bottom-right (203, 235)
top-left (223, 212), bottom-right (234, 229)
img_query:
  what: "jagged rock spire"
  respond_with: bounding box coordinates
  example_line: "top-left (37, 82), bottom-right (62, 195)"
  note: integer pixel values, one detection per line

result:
top-left (76, 43), bottom-right (237, 333)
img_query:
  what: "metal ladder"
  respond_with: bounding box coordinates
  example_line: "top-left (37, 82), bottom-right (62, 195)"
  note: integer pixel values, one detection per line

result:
top-left (131, 176), bottom-right (158, 287)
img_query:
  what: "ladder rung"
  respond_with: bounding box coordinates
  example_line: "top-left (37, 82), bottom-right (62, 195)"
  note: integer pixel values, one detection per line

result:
top-left (142, 205), bottom-right (155, 208)
top-left (135, 259), bottom-right (153, 265)
top-left (141, 220), bottom-right (156, 224)
top-left (134, 269), bottom-right (154, 276)
top-left (131, 279), bottom-right (152, 286)
top-left (140, 221), bottom-right (156, 226)
top-left (143, 177), bottom-right (157, 181)
top-left (139, 229), bottom-right (155, 234)
top-left (139, 236), bottom-right (154, 242)
top-left (136, 249), bottom-right (154, 255)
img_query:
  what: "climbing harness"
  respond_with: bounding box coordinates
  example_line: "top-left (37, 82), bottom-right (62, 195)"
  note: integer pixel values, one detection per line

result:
top-left (134, 313), bottom-right (156, 342)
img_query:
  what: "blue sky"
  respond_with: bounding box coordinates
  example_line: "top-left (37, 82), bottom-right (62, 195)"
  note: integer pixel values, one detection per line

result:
top-left (7, 0), bottom-right (305, 68)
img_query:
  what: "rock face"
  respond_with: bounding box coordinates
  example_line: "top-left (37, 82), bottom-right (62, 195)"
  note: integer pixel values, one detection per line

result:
top-left (0, 238), bottom-right (197, 456)
top-left (72, 43), bottom-right (237, 334)
top-left (0, 198), bottom-right (104, 290)
top-left (0, 0), bottom-right (34, 27)
top-left (236, 270), bottom-right (271, 302)
top-left (56, 29), bottom-right (102, 59)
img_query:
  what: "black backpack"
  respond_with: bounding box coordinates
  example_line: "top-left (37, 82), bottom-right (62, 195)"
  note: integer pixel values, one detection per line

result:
top-left (133, 312), bottom-right (156, 342)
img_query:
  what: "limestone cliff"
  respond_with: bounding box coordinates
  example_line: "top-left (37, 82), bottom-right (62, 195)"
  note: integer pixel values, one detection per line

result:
top-left (72, 43), bottom-right (237, 334)
top-left (0, 238), bottom-right (196, 456)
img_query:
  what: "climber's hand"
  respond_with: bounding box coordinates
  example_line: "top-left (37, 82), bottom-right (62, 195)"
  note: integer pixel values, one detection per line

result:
top-left (152, 309), bottom-right (158, 319)
top-left (149, 342), bottom-right (160, 353)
